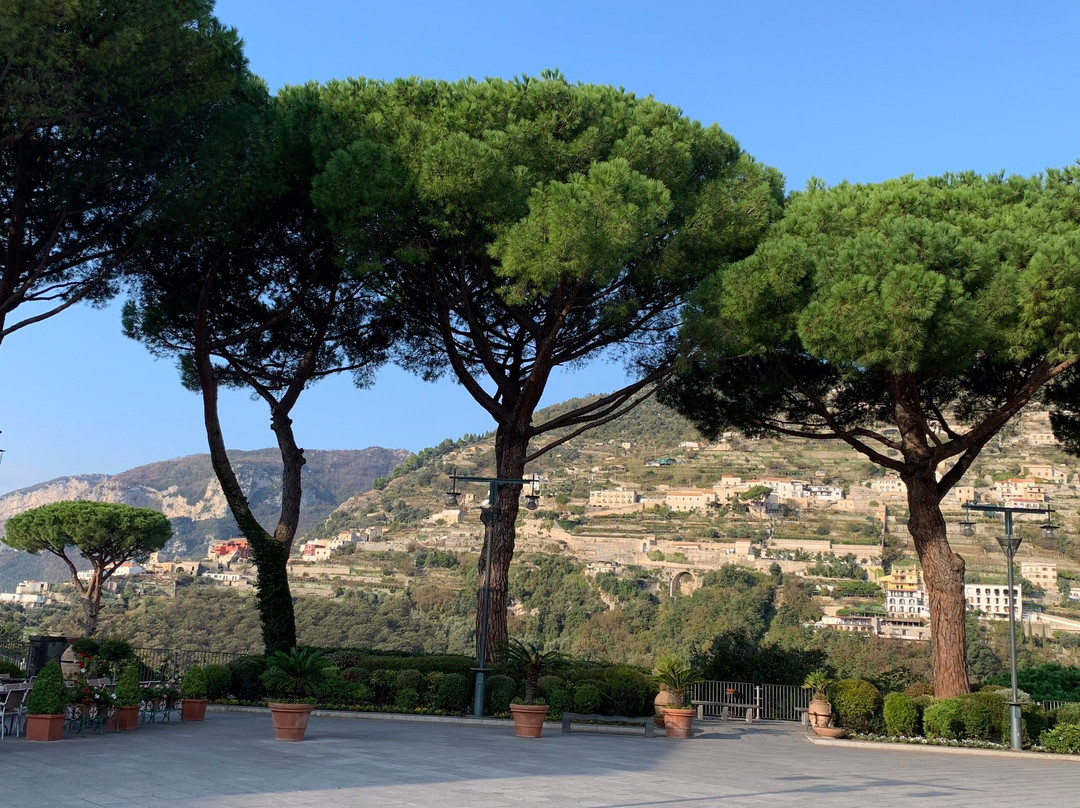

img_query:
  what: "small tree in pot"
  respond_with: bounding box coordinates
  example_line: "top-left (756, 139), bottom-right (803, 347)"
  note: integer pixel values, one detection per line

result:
top-left (25, 659), bottom-right (68, 741)
top-left (654, 655), bottom-right (703, 739)
top-left (261, 647), bottom-right (332, 741)
top-left (110, 663), bottom-right (142, 731)
top-left (501, 639), bottom-right (564, 737)
top-left (181, 664), bottom-right (209, 722)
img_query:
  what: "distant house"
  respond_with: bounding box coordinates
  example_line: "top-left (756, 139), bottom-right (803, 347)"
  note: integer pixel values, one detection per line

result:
top-left (589, 489), bottom-right (640, 507)
top-left (299, 541), bottom-right (333, 562)
top-left (208, 538), bottom-right (251, 563)
top-left (1021, 562), bottom-right (1057, 592)
top-left (965, 584), bottom-right (1022, 620)
top-left (663, 488), bottom-right (717, 512)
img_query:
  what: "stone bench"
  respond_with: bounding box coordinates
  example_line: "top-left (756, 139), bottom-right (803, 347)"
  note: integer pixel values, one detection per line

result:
top-left (561, 712), bottom-right (654, 737)
top-left (691, 700), bottom-right (757, 722)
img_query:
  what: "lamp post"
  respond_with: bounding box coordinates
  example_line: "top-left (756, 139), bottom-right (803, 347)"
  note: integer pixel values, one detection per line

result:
top-left (959, 501), bottom-right (1056, 750)
top-left (444, 469), bottom-right (540, 718)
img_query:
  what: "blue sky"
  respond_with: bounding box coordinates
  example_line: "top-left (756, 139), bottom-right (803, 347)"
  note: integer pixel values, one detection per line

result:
top-left (2, 0), bottom-right (1079, 494)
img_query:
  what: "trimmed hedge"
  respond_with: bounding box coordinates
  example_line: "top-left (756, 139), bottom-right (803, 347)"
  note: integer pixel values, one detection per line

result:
top-left (203, 664), bottom-right (232, 700)
top-left (574, 683), bottom-right (603, 714)
top-left (883, 692), bottom-right (919, 737)
top-left (1040, 723), bottom-right (1080, 754)
top-left (923, 698), bottom-right (963, 740)
top-left (831, 679), bottom-right (882, 734)
top-left (486, 675), bottom-right (516, 715)
top-left (434, 673), bottom-right (471, 712)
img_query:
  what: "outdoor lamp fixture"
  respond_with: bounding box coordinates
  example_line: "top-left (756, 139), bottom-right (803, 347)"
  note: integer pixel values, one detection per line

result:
top-left (1041, 510), bottom-right (1059, 542)
top-left (440, 467), bottom-right (542, 718)
top-left (959, 501), bottom-right (1054, 750)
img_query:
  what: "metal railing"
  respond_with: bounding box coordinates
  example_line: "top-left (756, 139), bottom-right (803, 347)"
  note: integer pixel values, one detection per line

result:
top-left (130, 647), bottom-right (242, 681)
top-left (0, 640), bottom-right (241, 679)
top-left (689, 680), bottom-right (810, 722)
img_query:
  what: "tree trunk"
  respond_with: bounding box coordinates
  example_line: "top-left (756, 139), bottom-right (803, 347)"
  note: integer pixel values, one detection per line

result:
top-left (903, 467), bottom-right (970, 698)
top-left (476, 425), bottom-right (528, 663)
top-left (82, 569), bottom-right (102, 637)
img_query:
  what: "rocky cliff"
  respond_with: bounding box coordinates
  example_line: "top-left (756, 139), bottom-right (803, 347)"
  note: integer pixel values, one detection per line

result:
top-left (0, 447), bottom-right (411, 588)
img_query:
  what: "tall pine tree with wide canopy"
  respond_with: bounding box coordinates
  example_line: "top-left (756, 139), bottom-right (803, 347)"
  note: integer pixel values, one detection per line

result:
top-left (0, 0), bottom-right (245, 349)
top-left (660, 170), bottom-right (1080, 696)
top-left (316, 72), bottom-right (782, 659)
top-left (122, 83), bottom-right (395, 653)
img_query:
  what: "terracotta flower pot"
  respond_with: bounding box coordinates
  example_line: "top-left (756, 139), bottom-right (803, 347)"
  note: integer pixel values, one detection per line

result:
top-left (268, 702), bottom-right (315, 741)
top-left (808, 698), bottom-right (833, 728)
top-left (108, 704), bottom-right (140, 731)
top-left (509, 703), bottom-right (550, 737)
top-left (182, 698), bottom-right (208, 722)
top-left (661, 706), bottom-right (695, 738)
top-left (25, 713), bottom-right (65, 742)
top-left (812, 725), bottom-right (846, 739)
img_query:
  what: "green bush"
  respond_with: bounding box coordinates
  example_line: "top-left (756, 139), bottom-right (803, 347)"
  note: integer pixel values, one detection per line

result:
top-left (368, 669), bottom-right (398, 704)
top-left (181, 665), bottom-right (208, 699)
top-left (574, 683), bottom-right (603, 714)
top-left (395, 687), bottom-right (421, 710)
top-left (341, 666), bottom-right (367, 683)
top-left (1040, 723), bottom-right (1080, 754)
top-left (923, 698), bottom-right (964, 740)
top-left (227, 656), bottom-right (267, 701)
top-left (424, 671), bottom-right (445, 706)
top-left (538, 675), bottom-right (565, 696)
top-left (486, 674), bottom-right (516, 715)
top-left (987, 663), bottom-right (1080, 702)
top-left (26, 659), bottom-right (68, 715)
top-left (114, 663), bottom-right (142, 707)
top-left (0, 659), bottom-right (24, 677)
top-left (546, 686), bottom-right (573, 715)
top-left (831, 679), bottom-right (883, 734)
top-left (395, 669), bottom-right (425, 698)
top-left (883, 692), bottom-right (919, 737)
top-left (598, 666), bottom-right (655, 716)
top-left (959, 692), bottom-right (1007, 742)
top-left (203, 664), bottom-right (232, 700)
top-left (314, 676), bottom-right (374, 706)
top-left (1050, 703), bottom-right (1080, 728)
top-left (434, 673), bottom-right (471, 712)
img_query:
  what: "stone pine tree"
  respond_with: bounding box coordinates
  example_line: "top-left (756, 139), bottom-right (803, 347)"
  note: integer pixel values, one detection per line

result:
top-left (316, 73), bottom-right (782, 660)
top-left (3, 501), bottom-right (170, 636)
top-left (659, 170), bottom-right (1080, 697)
top-left (0, 0), bottom-right (244, 350)
top-left (122, 84), bottom-right (396, 653)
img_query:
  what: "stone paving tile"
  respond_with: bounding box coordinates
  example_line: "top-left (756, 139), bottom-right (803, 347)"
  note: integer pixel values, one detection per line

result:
top-left (3, 712), bottom-right (1080, 807)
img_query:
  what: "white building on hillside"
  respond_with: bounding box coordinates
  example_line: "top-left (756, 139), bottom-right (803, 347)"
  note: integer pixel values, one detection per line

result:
top-left (965, 583), bottom-right (1022, 620)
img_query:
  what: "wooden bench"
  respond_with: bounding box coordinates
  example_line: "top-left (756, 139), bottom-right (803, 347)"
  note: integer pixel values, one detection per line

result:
top-left (561, 712), bottom-right (654, 737)
top-left (691, 700), bottom-right (757, 722)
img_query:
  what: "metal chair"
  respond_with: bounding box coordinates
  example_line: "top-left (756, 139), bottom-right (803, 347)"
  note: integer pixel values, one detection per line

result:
top-left (0, 686), bottom-right (29, 738)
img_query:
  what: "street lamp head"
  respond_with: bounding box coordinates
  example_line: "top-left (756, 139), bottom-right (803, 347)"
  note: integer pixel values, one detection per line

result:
top-left (996, 535), bottom-right (1023, 556)
top-left (523, 494), bottom-right (540, 510)
top-left (958, 520), bottom-right (976, 537)
top-left (444, 491), bottom-right (461, 508)
top-left (1041, 522), bottom-right (1059, 541)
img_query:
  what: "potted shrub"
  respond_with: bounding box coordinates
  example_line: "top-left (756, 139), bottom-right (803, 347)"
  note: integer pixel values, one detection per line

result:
top-left (109, 663), bottom-right (142, 731)
top-left (654, 655), bottom-right (703, 739)
top-left (261, 647), bottom-right (332, 741)
top-left (181, 664), bottom-right (209, 721)
top-left (803, 670), bottom-right (843, 737)
top-left (25, 659), bottom-right (68, 741)
top-left (501, 639), bottom-right (563, 737)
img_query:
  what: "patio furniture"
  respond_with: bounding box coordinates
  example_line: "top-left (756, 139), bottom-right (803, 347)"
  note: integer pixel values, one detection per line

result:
top-left (691, 699), bottom-right (757, 722)
top-left (0, 686), bottom-right (29, 738)
top-left (561, 712), bottom-right (655, 737)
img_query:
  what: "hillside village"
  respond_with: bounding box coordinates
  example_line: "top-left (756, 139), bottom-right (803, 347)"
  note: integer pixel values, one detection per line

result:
top-left (5, 399), bottom-right (1080, 649)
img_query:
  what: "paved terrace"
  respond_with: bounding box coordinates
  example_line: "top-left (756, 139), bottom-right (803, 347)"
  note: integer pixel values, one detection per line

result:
top-left (4, 710), bottom-right (1080, 807)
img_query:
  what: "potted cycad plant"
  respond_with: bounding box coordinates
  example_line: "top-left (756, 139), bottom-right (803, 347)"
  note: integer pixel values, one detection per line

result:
top-left (25, 659), bottom-right (68, 741)
top-left (261, 647), bottom-right (332, 741)
top-left (654, 655), bottom-right (703, 738)
top-left (802, 670), bottom-right (843, 737)
top-left (109, 663), bottom-right (142, 731)
top-left (501, 639), bottom-right (563, 737)
top-left (181, 664), bottom-right (209, 721)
